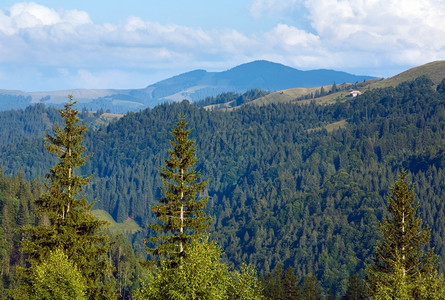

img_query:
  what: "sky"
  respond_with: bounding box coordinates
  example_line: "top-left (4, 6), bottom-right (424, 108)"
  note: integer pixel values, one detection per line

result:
top-left (0, 0), bottom-right (444, 92)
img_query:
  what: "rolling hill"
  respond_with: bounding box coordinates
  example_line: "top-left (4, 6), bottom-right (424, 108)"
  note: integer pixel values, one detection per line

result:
top-left (368, 60), bottom-right (445, 89)
top-left (242, 61), bottom-right (445, 108)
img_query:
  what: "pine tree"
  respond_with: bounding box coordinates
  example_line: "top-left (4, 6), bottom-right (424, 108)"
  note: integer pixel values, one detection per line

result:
top-left (146, 115), bottom-right (211, 266)
top-left (302, 273), bottom-right (320, 300)
top-left (366, 169), bottom-right (444, 298)
top-left (342, 274), bottom-right (366, 300)
top-left (142, 116), bottom-right (247, 299)
top-left (331, 82), bottom-right (338, 93)
top-left (19, 96), bottom-right (114, 299)
top-left (271, 264), bottom-right (284, 300)
top-left (283, 266), bottom-right (299, 300)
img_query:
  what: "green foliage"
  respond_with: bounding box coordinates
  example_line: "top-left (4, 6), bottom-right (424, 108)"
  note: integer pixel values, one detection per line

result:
top-left (0, 169), bottom-right (40, 296)
top-left (18, 96), bottom-right (114, 299)
top-left (5, 76), bottom-right (445, 297)
top-left (262, 264), bottom-right (285, 299)
top-left (342, 274), bottom-right (367, 300)
top-left (139, 236), bottom-right (231, 300)
top-left (0, 94), bottom-right (32, 111)
top-left (372, 255), bottom-right (445, 299)
top-left (107, 232), bottom-right (145, 299)
top-left (302, 273), bottom-right (321, 300)
top-left (13, 248), bottom-right (86, 300)
top-left (229, 263), bottom-right (264, 300)
top-left (0, 104), bottom-right (60, 148)
top-left (140, 238), bottom-right (264, 300)
top-left (194, 89), bottom-right (269, 108)
top-left (146, 115), bottom-right (211, 266)
top-left (283, 266), bottom-right (300, 300)
top-left (366, 170), bottom-right (442, 298)
top-left (142, 116), bottom-right (263, 299)
top-left (437, 78), bottom-right (445, 95)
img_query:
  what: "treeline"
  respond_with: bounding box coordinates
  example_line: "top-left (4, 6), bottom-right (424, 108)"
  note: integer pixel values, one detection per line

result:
top-left (2, 76), bottom-right (445, 297)
top-left (0, 104), bottom-right (60, 147)
top-left (194, 88), bottom-right (269, 107)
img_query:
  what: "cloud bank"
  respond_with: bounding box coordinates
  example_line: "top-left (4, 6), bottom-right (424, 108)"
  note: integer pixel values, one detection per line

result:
top-left (0, 1), bottom-right (444, 91)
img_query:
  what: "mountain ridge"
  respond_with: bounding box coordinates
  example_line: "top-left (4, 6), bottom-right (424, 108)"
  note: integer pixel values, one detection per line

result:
top-left (0, 60), bottom-right (375, 113)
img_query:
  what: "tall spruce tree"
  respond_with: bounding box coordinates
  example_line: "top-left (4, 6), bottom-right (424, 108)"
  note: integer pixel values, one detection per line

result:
top-left (19, 96), bottom-right (114, 299)
top-left (146, 115), bottom-right (211, 266)
top-left (302, 273), bottom-right (320, 300)
top-left (366, 169), bottom-right (445, 298)
top-left (283, 266), bottom-right (300, 300)
top-left (141, 116), bottom-right (241, 299)
top-left (342, 274), bottom-right (367, 300)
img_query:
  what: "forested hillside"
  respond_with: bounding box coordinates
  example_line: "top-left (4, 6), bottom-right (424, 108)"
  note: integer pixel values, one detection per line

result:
top-left (2, 76), bottom-right (445, 297)
top-left (0, 170), bottom-right (40, 294)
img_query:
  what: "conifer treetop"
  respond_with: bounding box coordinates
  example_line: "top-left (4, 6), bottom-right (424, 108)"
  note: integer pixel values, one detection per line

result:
top-left (366, 169), bottom-right (441, 298)
top-left (147, 114), bottom-right (211, 266)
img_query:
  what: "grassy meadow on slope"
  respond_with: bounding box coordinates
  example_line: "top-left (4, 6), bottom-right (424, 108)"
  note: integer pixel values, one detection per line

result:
top-left (91, 209), bottom-right (142, 235)
top-left (241, 61), bottom-right (445, 109)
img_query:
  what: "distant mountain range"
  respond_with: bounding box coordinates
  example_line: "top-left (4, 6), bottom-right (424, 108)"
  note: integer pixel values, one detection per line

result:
top-left (0, 60), bottom-right (375, 113)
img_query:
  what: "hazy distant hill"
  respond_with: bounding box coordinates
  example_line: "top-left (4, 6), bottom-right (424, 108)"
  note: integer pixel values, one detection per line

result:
top-left (0, 60), bottom-right (375, 113)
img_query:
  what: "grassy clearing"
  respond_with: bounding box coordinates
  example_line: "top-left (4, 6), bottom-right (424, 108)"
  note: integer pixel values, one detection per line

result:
top-left (307, 119), bottom-right (348, 133)
top-left (91, 209), bottom-right (142, 235)
top-left (249, 86), bottom-right (332, 106)
top-left (88, 113), bottom-right (123, 130)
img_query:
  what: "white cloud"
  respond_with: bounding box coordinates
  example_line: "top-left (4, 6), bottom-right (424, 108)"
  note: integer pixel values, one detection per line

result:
top-left (9, 2), bottom-right (61, 29)
top-left (0, 11), bottom-right (14, 35)
top-left (1, 1), bottom-right (445, 91)
top-left (0, 2), bottom-right (91, 35)
top-left (303, 0), bottom-right (445, 65)
top-left (121, 17), bottom-right (213, 49)
top-left (267, 24), bottom-right (319, 47)
top-left (244, 0), bottom-right (445, 74)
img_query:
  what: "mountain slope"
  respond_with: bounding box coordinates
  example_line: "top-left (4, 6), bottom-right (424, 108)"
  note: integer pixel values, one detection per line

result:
top-left (244, 61), bottom-right (445, 107)
top-left (3, 77), bottom-right (445, 298)
top-left (0, 60), bottom-right (375, 113)
top-left (369, 60), bottom-right (445, 89)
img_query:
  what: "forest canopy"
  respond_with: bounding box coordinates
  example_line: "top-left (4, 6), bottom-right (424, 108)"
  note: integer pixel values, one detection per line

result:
top-left (1, 76), bottom-right (445, 297)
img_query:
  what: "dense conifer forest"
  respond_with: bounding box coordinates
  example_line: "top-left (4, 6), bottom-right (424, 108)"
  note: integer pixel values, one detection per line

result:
top-left (2, 76), bottom-right (445, 298)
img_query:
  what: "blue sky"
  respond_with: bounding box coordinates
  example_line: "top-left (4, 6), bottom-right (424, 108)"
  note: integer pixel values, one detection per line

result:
top-left (1, 1), bottom-right (444, 91)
